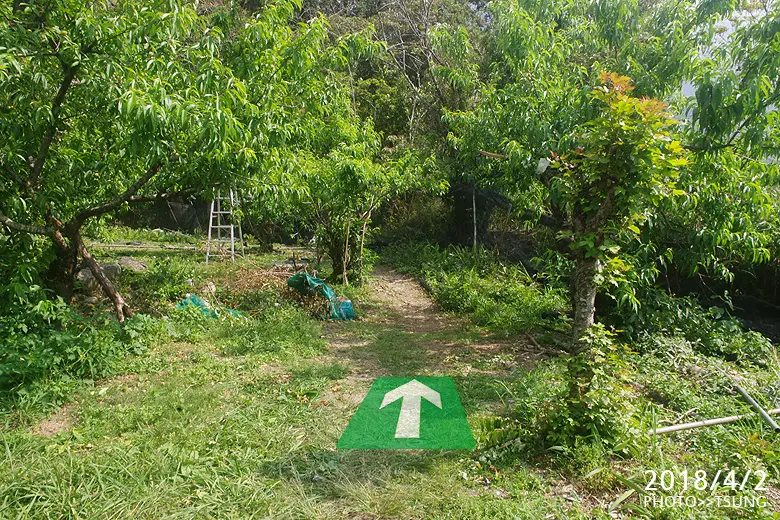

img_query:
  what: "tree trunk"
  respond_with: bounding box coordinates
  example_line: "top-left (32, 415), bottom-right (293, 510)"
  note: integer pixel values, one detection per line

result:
top-left (45, 231), bottom-right (79, 301)
top-left (75, 234), bottom-right (133, 322)
top-left (358, 214), bottom-right (371, 284)
top-left (342, 220), bottom-right (351, 286)
top-left (329, 238), bottom-right (351, 284)
top-left (472, 181), bottom-right (477, 249)
top-left (571, 254), bottom-right (599, 351)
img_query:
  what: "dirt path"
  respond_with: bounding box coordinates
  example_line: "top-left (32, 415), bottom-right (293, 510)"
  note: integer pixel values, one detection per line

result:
top-left (367, 265), bottom-right (456, 334)
top-left (321, 266), bottom-right (547, 410)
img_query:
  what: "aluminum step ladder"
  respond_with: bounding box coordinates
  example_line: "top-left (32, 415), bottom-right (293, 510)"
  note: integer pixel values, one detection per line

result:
top-left (206, 188), bottom-right (245, 264)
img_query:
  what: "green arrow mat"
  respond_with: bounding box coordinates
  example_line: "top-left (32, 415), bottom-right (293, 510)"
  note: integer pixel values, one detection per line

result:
top-left (337, 376), bottom-right (475, 450)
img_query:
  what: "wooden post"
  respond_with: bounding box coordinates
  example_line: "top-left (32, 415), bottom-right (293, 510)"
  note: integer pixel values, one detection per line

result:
top-left (472, 181), bottom-right (477, 249)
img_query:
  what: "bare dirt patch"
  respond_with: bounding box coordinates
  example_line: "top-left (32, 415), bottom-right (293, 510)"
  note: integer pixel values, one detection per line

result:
top-left (367, 266), bottom-right (458, 334)
top-left (766, 486), bottom-right (780, 510)
top-left (31, 404), bottom-right (76, 437)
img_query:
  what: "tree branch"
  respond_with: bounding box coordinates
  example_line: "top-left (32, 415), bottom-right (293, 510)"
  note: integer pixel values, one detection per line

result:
top-left (682, 142), bottom-right (732, 152)
top-left (478, 150), bottom-right (507, 159)
top-left (69, 160), bottom-right (167, 228)
top-left (0, 209), bottom-right (53, 235)
top-left (126, 188), bottom-right (195, 204)
top-left (75, 232), bottom-right (133, 322)
top-left (23, 64), bottom-right (79, 191)
top-left (1, 163), bottom-right (25, 185)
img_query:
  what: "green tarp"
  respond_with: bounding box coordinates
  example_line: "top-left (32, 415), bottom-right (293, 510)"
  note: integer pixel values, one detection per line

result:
top-left (286, 272), bottom-right (354, 320)
top-left (177, 294), bottom-right (243, 318)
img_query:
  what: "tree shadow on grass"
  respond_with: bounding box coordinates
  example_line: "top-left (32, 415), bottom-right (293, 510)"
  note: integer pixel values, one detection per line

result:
top-left (326, 319), bottom-right (551, 379)
top-left (254, 446), bottom-right (465, 500)
top-left (325, 322), bottom-right (430, 377)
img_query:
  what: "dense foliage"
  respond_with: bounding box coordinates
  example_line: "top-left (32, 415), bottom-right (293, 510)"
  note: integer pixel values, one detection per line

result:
top-left (1, 3), bottom-right (779, 515)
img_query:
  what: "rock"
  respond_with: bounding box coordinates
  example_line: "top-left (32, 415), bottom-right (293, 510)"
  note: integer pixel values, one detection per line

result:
top-left (74, 293), bottom-right (99, 305)
top-left (101, 262), bottom-right (122, 279)
top-left (76, 268), bottom-right (100, 293)
top-left (76, 268), bottom-right (93, 282)
top-left (118, 256), bottom-right (148, 272)
top-left (199, 281), bottom-right (217, 299)
top-left (75, 262), bottom-right (121, 294)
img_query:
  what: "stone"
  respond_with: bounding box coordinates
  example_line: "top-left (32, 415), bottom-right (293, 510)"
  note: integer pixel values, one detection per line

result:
top-left (76, 268), bottom-right (100, 293)
top-left (199, 281), bottom-right (217, 299)
top-left (101, 262), bottom-right (122, 279)
top-left (118, 256), bottom-right (148, 272)
top-left (76, 268), bottom-right (93, 282)
top-left (76, 262), bottom-right (121, 294)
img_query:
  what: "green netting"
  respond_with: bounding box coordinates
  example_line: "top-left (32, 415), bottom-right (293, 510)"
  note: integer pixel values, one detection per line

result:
top-left (286, 272), bottom-right (354, 320)
top-left (177, 294), bottom-right (243, 318)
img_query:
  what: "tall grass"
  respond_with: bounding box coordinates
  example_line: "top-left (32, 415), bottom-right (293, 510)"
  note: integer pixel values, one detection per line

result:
top-left (384, 242), bottom-right (566, 334)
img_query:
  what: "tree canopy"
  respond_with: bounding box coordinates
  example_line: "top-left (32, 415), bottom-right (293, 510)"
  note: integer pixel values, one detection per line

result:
top-left (1, 0), bottom-right (778, 342)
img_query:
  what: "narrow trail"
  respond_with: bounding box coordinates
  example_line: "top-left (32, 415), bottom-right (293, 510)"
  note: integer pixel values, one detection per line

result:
top-left (320, 266), bottom-right (547, 411)
top-left (366, 265), bottom-right (456, 335)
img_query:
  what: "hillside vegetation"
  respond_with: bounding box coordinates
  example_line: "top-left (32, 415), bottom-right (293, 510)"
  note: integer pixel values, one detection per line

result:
top-left (1, 0), bottom-right (779, 518)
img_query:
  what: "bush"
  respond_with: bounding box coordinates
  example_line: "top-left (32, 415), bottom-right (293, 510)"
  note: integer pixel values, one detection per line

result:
top-left (545, 325), bottom-right (638, 450)
top-left (613, 288), bottom-right (775, 365)
top-left (475, 329), bottom-right (640, 459)
top-left (373, 193), bottom-right (451, 244)
top-left (124, 256), bottom-right (197, 309)
top-left (0, 285), bottom-right (126, 388)
top-left (385, 241), bottom-right (566, 334)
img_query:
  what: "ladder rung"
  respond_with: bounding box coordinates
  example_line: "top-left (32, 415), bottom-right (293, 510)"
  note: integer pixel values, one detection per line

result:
top-left (212, 211), bottom-right (232, 215)
top-left (212, 225), bottom-right (235, 229)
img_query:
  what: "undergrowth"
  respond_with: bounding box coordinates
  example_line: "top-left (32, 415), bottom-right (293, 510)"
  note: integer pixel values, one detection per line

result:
top-left (384, 241), bottom-right (566, 335)
top-left (89, 225), bottom-right (202, 245)
top-left (384, 241), bottom-right (779, 518)
top-left (0, 257), bottom-right (326, 426)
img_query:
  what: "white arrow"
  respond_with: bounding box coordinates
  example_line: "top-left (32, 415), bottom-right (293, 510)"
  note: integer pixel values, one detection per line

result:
top-left (379, 379), bottom-right (442, 438)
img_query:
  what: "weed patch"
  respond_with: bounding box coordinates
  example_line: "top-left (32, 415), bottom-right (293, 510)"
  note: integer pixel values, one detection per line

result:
top-left (384, 242), bottom-right (566, 334)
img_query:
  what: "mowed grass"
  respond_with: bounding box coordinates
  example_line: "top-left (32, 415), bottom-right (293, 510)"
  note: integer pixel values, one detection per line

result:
top-left (0, 252), bottom-right (593, 519)
top-left (5, 245), bottom-right (776, 519)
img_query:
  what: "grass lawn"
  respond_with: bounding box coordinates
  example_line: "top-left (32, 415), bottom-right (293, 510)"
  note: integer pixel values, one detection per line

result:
top-left (1, 241), bottom-right (778, 519)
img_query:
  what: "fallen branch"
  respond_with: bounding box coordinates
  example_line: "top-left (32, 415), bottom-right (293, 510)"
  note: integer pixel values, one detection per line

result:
top-left (652, 409), bottom-right (780, 435)
top-left (519, 334), bottom-right (568, 356)
top-left (76, 233), bottom-right (133, 322)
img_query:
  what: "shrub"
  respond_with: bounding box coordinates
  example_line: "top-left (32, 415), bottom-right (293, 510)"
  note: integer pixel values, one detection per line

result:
top-left (613, 288), bottom-right (775, 365)
top-left (373, 193), bottom-right (451, 244)
top-left (125, 256), bottom-right (196, 309)
top-left (385, 241), bottom-right (566, 334)
top-left (545, 324), bottom-right (639, 450)
top-left (0, 285), bottom-right (125, 388)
